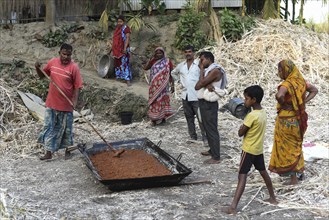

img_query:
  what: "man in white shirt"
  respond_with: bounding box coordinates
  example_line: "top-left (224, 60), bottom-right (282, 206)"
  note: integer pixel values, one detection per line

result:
top-left (172, 45), bottom-right (207, 145)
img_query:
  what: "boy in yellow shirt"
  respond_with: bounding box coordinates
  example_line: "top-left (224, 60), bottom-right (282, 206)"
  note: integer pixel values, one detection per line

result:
top-left (223, 85), bottom-right (277, 214)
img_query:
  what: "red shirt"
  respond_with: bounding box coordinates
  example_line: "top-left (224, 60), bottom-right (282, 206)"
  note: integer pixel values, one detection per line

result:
top-left (43, 58), bottom-right (83, 112)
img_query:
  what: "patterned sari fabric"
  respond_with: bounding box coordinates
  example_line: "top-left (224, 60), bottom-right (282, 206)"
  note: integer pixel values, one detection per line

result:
top-left (269, 60), bottom-right (307, 176)
top-left (112, 24), bottom-right (132, 80)
top-left (148, 51), bottom-right (173, 121)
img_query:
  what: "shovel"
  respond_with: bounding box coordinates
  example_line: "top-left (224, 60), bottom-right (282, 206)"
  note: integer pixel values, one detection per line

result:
top-left (36, 66), bottom-right (125, 157)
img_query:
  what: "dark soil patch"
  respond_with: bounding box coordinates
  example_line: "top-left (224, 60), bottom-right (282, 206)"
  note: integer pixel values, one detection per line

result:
top-left (0, 63), bottom-right (148, 122)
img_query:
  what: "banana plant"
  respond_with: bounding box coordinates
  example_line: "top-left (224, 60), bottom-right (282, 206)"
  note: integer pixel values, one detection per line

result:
top-left (98, 1), bottom-right (109, 33)
top-left (126, 13), bottom-right (156, 32)
top-left (141, 0), bottom-right (154, 15)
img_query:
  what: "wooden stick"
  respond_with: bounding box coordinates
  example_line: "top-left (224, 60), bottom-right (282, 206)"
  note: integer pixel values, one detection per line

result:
top-left (179, 180), bottom-right (212, 186)
top-left (260, 206), bottom-right (327, 216)
top-left (242, 185), bottom-right (263, 211)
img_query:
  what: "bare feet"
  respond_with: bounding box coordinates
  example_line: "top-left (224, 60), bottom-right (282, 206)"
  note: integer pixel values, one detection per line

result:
top-left (221, 206), bottom-right (237, 215)
top-left (264, 197), bottom-right (278, 205)
top-left (283, 180), bottom-right (298, 185)
top-left (283, 175), bottom-right (298, 185)
top-left (39, 151), bottom-right (52, 160)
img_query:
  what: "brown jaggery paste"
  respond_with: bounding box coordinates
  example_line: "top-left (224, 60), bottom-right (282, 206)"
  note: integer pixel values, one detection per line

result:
top-left (90, 149), bottom-right (172, 179)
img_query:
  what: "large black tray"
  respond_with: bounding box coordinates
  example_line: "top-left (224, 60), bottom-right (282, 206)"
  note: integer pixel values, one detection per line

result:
top-left (78, 138), bottom-right (192, 191)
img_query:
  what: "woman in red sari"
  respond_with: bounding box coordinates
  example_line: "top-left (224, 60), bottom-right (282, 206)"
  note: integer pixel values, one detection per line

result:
top-left (111, 15), bottom-right (132, 86)
top-left (143, 47), bottom-right (174, 126)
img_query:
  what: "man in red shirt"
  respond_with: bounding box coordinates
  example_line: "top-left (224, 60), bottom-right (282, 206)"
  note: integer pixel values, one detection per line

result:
top-left (35, 43), bottom-right (83, 160)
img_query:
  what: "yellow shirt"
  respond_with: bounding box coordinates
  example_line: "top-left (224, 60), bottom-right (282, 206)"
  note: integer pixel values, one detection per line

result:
top-left (242, 109), bottom-right (266, 155)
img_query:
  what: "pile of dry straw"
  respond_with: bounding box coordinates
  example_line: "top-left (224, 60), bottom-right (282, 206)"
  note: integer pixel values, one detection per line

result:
top-left (212, 19), bottom-right (328, 216)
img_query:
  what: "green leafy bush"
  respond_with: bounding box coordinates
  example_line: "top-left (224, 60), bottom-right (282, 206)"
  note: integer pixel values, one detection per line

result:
top-left (241, 16), bottom-right (256, 32)
top-left (219, 9), bottom-right (243, 41)
top-left (141, 0), bottom-right (166, 15)
top-left (219, 9), bottom-right (256, 42)
top-left (42, 29), bottom-right (68, 48)
top-left (175, 4), bottom-right (208, 50)
top-left (61, 23), bottom-right (81, 33)
top-left (42, 24), bottom-right (86, 47)
top-left (86, 27), bottom-right (106, 40)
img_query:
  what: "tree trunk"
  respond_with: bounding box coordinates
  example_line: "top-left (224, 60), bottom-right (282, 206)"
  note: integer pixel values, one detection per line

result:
top-left (208, 0), bottom-right (221, 42)
top-left (45, 0), bottom-right (55, 25)
top-left (292, 0), bottom-right (296, 22)
top-left (284, 0), bottom-right (288, 20)
top-left (242, 0), bottom-right (245, 16)
top-left (277, 0), bottom-right (281, 18)
top-left (262, 0), bottom-right (278, 19)
top-left (299, 0), bottom-right (304, 24)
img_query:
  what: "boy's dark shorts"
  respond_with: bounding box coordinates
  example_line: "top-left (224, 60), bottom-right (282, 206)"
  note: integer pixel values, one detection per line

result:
top-left (239, 151), bottom-right (266, 174)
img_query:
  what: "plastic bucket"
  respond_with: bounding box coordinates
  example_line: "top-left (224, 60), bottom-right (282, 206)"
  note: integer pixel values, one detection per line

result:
top-left (120, 112), bottom-right (133, 125)
top-left (98, 54), bottom-right (114, 78)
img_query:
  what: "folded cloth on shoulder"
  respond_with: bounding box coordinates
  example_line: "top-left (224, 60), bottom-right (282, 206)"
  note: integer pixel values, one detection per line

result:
top-left (197, 63), bottom-right (228, 102)
top-left (197, 87), bottom-right (227, 102)
top-left (204, 87), bottom-right (227, 102)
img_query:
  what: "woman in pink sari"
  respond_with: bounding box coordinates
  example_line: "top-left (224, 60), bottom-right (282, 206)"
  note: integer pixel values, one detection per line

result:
top-left (143, 47), bottom-right (174, 126)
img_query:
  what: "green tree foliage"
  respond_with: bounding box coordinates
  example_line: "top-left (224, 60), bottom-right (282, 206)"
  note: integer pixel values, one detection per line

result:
top-left (174, 4), bottom-right (208, 50)
top-left (219, 9), bottom-right (255, 42)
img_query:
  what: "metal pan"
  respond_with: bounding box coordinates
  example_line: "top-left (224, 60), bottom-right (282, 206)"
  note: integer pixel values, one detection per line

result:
top-left (78, 138), bottom-right (192, 191)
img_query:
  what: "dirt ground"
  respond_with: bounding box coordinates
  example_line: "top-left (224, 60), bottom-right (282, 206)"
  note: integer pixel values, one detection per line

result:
top-left (0, 118), bottom-right (327, 220)
top-left (0, 17), bottom-right (328, 219)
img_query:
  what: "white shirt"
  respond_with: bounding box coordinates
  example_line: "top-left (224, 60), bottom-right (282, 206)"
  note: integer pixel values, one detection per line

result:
top-left (172, 59), bottom-right (200, 101)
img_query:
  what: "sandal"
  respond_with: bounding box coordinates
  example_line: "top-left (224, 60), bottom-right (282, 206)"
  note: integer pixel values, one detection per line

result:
top-left (65, 149), bottom-right (73, 160)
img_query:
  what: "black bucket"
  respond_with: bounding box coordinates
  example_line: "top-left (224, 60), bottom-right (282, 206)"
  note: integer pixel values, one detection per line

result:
top-left (120, 112), bottom-right (133, 125)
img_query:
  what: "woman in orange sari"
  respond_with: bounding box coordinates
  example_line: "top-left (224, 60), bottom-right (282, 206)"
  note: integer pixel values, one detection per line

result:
top-left (269, 59), bottom-right (318, 185)
top-left (143, 47), bottom-right (174, 126)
